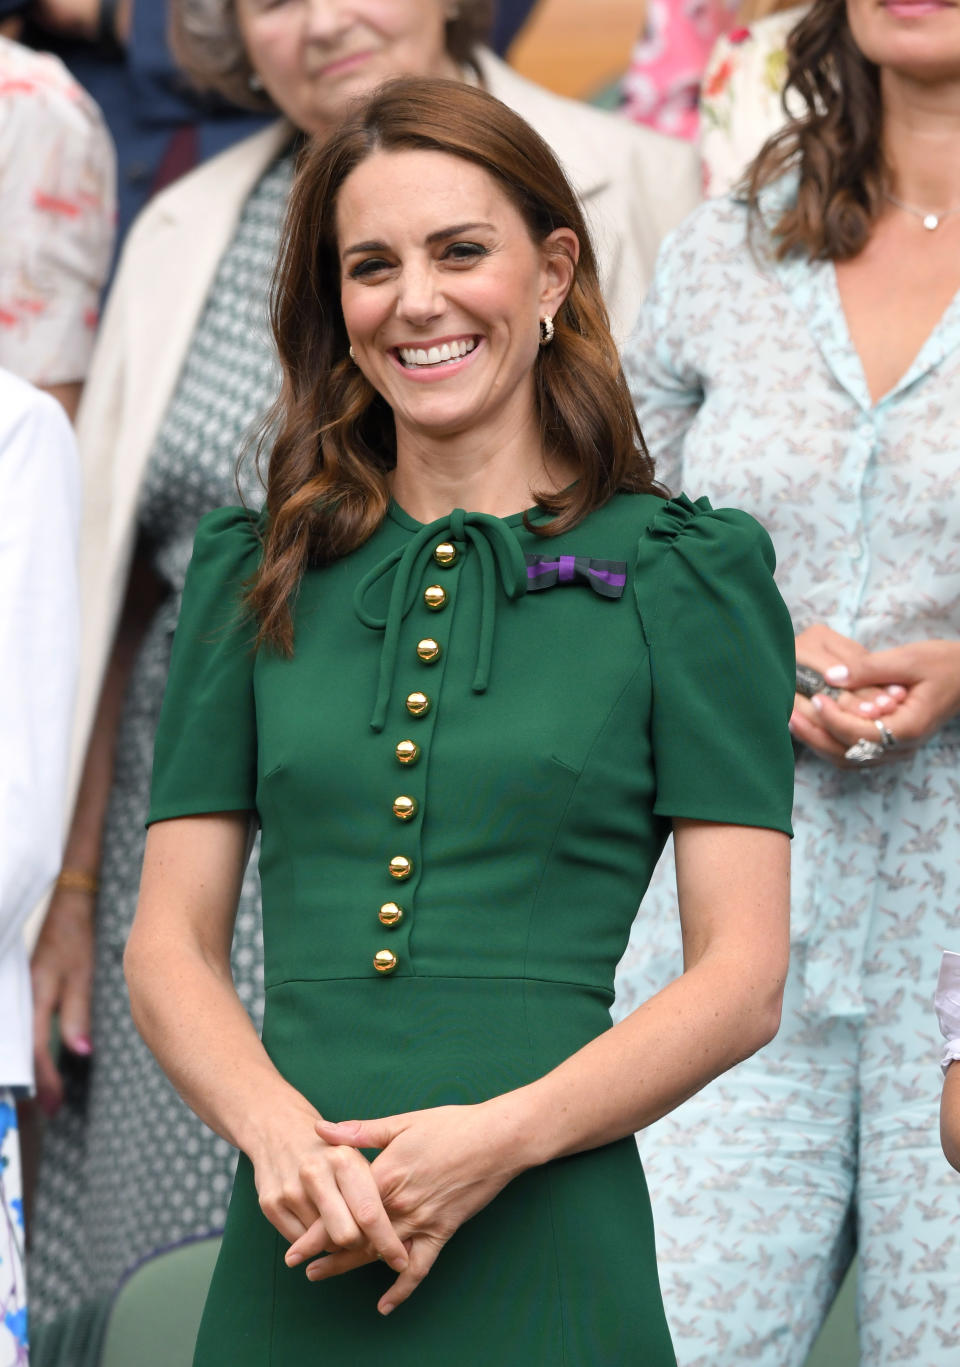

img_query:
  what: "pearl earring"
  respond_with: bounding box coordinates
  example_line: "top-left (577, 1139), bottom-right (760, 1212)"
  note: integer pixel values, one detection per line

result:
top-left (539, 315), bottom-right (555, 346)
top-left (249, 72), bottom-right (264, 93)
top-left (349, 346), bottom-right (356, 361)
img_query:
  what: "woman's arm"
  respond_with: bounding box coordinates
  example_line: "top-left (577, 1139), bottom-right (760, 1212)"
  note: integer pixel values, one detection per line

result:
top-left (297, 820), bottom-right (789, 1314)
top-left (942, 1065), bottom-right (960, 1172)
top-left (125, 815), bottom-right (409, 1270)
top-left (30, 552), bottom-right (163, 1114)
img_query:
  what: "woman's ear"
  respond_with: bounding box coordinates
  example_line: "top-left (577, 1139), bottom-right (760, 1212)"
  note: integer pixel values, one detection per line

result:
top-left (540, 228), bottom-right (580, 317)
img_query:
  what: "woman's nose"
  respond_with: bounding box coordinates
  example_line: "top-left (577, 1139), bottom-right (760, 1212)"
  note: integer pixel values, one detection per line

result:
top-left (303, 0), bottom-right (351, 41)
top-left (395, 266), bottom-right (445, 327)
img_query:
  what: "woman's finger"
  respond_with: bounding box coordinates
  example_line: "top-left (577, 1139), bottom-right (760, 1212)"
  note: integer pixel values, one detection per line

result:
top-left (297, 1164), bottom-right (363, 1254)
top-left (304, 1245), bottom-right (379, 1282)
top-left (256, 1194), bottom-right (310, 1246)
top-left (334, 1153), bottom-right (409, 1270)
top-left (377, 1235), bottom-right (444, 1315)
top-left (284, 1213), bottom-right (333, 1266)
top-left (316, 1115), bottom-right (404, 1151)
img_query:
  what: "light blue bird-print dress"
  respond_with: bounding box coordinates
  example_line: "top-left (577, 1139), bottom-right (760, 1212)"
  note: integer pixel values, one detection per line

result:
top-left (618, 177), bottom-right (960, 1367)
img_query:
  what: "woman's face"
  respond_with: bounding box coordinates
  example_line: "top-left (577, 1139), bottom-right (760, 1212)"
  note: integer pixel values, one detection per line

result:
top-left (846, 0), bottom-right (960, 81)
top-left (336, 148), bottom-right (576, 447)
top-left (235, 0), bottom-right (460, 135)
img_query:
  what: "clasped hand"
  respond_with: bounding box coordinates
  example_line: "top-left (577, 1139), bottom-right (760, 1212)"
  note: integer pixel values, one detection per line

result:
top-left (790, 625), bottom-right (960, 767)
top-left (258, 1101), bottom-right (523, 1317)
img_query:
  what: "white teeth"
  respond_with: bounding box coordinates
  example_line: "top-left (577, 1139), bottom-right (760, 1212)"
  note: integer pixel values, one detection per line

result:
top-left (397, 338), bottom-right (478, 368)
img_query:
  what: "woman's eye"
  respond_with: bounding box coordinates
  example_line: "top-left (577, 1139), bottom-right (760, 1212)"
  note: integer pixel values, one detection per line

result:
top-left (444, 241), bottom-right (488, 263)
top-left (349, 257), bottom-right (392, 279)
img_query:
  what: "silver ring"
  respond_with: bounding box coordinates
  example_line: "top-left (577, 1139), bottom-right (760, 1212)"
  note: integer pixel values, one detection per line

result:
top-left (875, 720), bottom-right (898, 750)
top-left (844, 738), bottom-right (885, 765)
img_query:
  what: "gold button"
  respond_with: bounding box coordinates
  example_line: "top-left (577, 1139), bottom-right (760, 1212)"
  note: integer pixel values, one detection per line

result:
top-left (393, 795), bottom-right (418, 821)
top-left (374, 949), bottom-right (398, 974)
top-left (417, 638), bottom-right (442, 664)
top-left (379, 901), bottom-right (404, 927)
top-left (389, 855), bottom-right (413, 881)
top-left (433, 541), bottom-right (458, 567)
top-left (424, 584), bottom-right (447, 611)
top-left (406, 691), bottom-right (431, 717)
top-left (395, 739), bottom-right (420, 766)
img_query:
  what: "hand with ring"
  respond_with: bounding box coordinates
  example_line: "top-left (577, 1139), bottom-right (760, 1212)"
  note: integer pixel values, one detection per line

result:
top-left (818, 639), bottom-right (960, 757)
top-left (791, 625), bottom-right (908, 768)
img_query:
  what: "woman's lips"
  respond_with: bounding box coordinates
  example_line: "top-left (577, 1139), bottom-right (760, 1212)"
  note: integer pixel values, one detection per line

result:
top-left (882, 0), bottom-right (954, 13)
top-left (311, 49), bottom-right (376, 80)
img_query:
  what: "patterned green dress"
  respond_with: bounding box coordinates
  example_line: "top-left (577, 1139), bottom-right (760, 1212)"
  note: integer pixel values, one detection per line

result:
top-left (28, 152), bottom-right (294, 1367)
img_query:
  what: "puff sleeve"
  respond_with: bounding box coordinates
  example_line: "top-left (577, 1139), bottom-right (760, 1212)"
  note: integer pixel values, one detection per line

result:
top-left (636, 494), bottom-right (795, 835)
top-left (147, 507), bottom-right (263, 825)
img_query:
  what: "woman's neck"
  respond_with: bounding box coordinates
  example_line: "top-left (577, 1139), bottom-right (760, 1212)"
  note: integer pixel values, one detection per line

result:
top-left (882, 70), bottom-right (960, 211)
top-left (390, 408), bottom-right (573, 525)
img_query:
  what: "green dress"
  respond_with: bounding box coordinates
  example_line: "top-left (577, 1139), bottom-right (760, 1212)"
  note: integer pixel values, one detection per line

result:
top-left (148, 490), bottom-right (795, 1366)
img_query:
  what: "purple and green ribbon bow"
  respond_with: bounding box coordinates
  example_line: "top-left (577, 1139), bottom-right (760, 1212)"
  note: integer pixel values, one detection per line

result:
top-left (524, 554), bottom-right (627, 600)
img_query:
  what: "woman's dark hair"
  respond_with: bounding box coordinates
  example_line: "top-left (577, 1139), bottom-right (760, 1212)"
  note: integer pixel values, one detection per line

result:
top-left (250, 77), bottom-right (659, 653)
top-left (169, 0), bottom-right (494, 113)
top-left (747, 0), bottom-right (883, 260)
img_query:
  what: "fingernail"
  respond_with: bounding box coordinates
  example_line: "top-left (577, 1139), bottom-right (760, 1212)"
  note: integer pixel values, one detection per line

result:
top-left (858, 702), bottom-right (874, 715)
top-left (71, 1036), bottom-right (93, 1056)
top-left (286, 1253), bottom-right (303, 1267)
top-left (824, 665), bottom-right (848, 683)
top-left (811, 695), bottom-right (824, 712)
top-left (379, 1302), bottom-right (394, 1317)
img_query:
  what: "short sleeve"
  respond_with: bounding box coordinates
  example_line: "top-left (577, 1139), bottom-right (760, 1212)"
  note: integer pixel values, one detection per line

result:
top-left (636, 494), bottom-right (795, 835)
top-left (147, 507), bottom-right (263, 825)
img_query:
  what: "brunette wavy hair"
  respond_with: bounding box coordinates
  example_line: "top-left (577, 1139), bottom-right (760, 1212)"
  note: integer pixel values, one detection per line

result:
top-left (169, 0), bottom-right (493, 113)
top-left (249, 77), bottom-right (659, 654)
top-left (747, 0), bottom-right (882, 260)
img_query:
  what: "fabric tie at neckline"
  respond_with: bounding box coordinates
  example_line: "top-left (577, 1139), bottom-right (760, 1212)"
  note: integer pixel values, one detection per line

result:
top-left (354, 508), bottom-right (528, 732)
top-left (525, 554), bottom-right (626, 599)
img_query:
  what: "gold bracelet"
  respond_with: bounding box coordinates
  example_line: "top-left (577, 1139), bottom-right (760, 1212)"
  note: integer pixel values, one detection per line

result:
top-left (55, 869), bottom-right (100, 896)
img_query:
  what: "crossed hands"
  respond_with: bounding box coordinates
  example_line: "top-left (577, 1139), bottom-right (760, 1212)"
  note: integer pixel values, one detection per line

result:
top-left (790, 625), bottom-right (960, 768)
top-left (253, 1100), bottom-right (524, 1317)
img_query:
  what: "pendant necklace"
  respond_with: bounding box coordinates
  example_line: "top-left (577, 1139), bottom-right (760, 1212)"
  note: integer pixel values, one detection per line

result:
top-left (885, 192), bottom-right (960, 233)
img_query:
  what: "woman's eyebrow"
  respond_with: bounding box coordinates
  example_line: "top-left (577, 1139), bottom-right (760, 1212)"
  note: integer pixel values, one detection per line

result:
top-left (342, 222), bottom-right (495, 258)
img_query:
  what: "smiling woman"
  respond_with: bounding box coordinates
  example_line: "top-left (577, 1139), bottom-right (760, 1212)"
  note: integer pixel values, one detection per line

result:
top-left (26, 5), bottom-right (699, 1362)
top-left (124, 77), bottom-right (796, 1367)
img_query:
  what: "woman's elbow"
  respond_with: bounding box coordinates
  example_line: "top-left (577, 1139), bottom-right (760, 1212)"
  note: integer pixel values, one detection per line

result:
top-left (737, 967), bottom-right (788, 1059)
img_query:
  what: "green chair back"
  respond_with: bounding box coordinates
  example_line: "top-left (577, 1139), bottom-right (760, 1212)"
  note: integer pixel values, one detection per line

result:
top-left (98, 1237), bottom-right (220, 1367)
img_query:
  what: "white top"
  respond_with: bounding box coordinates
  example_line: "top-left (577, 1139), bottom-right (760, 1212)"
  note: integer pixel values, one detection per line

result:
top-left (0, 369), bottom-right (80, 1086)
top-left (936, 951), bottom-right (960, 1075)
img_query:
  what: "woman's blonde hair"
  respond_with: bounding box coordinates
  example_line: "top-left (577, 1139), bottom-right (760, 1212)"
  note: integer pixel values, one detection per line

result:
top-left (169, 0), bottom-right (494, 113)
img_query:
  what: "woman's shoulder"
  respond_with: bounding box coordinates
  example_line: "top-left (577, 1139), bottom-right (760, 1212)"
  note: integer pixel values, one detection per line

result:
top-left (592, 489), bottom-right (771, 562)
top-left (631, 493), bottom-right (779, 626)
top-left (189, 505), bottom-right (265, 580)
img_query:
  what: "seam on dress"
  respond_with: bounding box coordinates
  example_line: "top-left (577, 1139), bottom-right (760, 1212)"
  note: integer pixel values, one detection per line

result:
top-left (264, 973), bottom-right (615, 998)
top-left (520, 662), bottom-right (646, 984)
top-left (520, 977), bottom-right (569, 1365)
